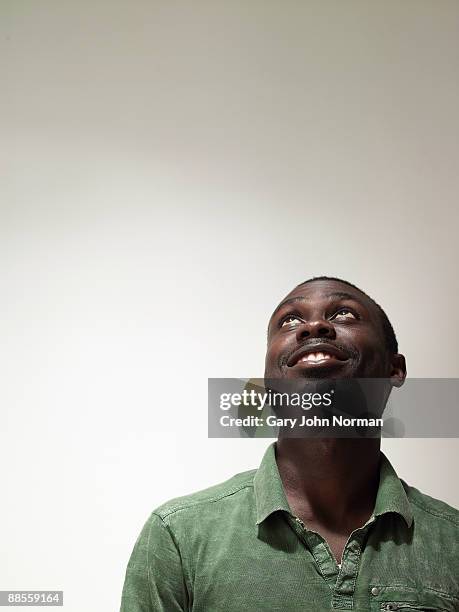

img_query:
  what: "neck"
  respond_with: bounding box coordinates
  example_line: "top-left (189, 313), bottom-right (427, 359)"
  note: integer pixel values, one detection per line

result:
top-left (275, 437), bottom-right (381, 528)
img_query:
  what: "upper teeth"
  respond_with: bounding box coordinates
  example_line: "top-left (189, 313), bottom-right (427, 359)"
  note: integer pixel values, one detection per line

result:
top-left (299, 352), bottom-right (332, 363)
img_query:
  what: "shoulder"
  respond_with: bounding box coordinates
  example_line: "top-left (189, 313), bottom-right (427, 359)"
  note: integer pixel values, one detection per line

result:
top-left (150, 467), bottom-right (257, 525)
top-left (402, 479), bottom-right (459, 529)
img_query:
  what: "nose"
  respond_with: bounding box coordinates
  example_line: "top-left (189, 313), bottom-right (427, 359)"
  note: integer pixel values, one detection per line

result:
top-left (295, 318), bottom-right (336, 342)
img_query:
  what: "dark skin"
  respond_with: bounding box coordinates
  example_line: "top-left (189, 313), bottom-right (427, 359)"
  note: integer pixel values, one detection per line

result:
top-left (264, 279), bottom-right (406, 564)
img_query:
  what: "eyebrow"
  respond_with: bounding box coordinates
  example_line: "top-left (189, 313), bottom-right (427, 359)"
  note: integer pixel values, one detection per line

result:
top-left (268, 291), bottom-right (366, 324)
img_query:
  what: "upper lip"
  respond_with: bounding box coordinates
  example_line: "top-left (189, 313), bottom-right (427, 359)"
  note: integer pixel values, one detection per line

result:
top-left (286, 342), bottom-right (349, 367)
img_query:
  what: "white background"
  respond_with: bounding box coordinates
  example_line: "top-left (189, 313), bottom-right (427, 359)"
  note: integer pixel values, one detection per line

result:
top-left (2, 2), bottom-right (459, 611)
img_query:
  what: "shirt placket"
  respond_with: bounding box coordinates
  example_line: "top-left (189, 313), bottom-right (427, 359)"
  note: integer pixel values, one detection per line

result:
top-left (287, 513), bottom-right (376, 610)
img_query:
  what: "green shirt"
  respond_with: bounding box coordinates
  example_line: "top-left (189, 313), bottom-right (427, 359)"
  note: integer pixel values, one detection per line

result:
top-left (121, 443), bottom-right (459, 611)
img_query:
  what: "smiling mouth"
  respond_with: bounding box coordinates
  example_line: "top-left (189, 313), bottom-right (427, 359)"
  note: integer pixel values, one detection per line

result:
top-left (286, 343), bottom-right (349, 368)
top-left (296, 351), bottom-right (336, 365)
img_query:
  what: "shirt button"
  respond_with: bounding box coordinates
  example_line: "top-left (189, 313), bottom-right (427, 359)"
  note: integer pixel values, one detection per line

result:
top-left (371, 587), bottom-right (380, 597)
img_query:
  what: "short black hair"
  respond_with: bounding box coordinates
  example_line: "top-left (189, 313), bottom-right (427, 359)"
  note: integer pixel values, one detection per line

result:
top-left (294, 276), bottom-right (399, 354)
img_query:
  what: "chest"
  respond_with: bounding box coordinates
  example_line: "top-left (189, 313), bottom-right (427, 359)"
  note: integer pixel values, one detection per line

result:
top-left (292, 509), bottom-right (366, 565)
top-left (311, 527), bottom-right (348, 565)
top-left (189, 522), bottom-right (457, 612)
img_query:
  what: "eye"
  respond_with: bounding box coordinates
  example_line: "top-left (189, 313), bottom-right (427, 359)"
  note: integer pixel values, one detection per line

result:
top-left (332, 308), bottom-right (357, 321)
top-left (280, 315), bottom-right (303, 328)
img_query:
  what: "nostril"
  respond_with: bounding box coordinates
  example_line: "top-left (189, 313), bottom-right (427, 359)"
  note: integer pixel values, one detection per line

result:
top-left (318, 327), bottom-right (329, 335)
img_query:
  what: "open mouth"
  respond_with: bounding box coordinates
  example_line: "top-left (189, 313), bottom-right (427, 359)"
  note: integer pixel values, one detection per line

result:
top-left (296, 351), bottom-right (336, 365)
top-left (287, 344), bottom-right (349, 368)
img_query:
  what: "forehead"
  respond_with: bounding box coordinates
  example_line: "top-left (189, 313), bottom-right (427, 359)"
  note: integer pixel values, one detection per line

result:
top-left (271, 279), bottom-right (380, 321)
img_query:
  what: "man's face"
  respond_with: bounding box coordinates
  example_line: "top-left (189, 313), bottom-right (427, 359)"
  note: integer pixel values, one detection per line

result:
top-left (265, 279), bottom-right (406, 383)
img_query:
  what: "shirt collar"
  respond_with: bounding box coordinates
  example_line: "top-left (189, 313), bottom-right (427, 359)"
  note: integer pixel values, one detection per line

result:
top-left (374, 451), bottom-right (413, 528)
top-left (253, 442), bottom-right (413, 528)
top-left (254, 442), bottom-right (292, 525)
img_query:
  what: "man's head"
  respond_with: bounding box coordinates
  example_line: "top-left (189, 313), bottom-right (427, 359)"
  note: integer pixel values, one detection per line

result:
top-left (264, 276), bottom-right (406, 386)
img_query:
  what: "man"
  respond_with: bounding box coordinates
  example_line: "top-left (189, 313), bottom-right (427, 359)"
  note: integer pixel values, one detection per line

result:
top-left (120, 276), bottom-right (459, 611)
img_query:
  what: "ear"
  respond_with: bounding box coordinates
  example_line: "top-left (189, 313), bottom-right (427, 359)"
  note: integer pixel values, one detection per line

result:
top-left (389, 353), bottom-right (407, 388)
